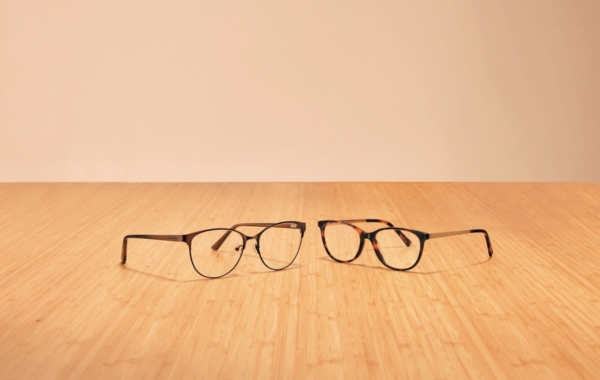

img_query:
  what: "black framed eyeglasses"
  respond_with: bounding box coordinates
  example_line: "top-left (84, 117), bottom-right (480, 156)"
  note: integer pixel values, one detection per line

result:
top-left (122, 221), bottom-right (306, 278)
top-left (318, 219), bottom-right (493, 271)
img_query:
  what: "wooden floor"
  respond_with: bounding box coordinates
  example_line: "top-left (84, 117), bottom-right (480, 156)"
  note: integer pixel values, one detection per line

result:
top-left (0, 183), bottom-right (599, 379)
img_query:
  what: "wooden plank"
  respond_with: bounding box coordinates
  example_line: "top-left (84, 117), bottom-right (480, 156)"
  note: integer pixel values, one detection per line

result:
top-left (0, 183), bottom-right (598, 379)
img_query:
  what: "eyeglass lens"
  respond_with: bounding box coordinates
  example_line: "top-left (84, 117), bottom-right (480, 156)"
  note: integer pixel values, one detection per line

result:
top-left (190, 229), bottom-right (244, 278)
top-left (323, 224), bottom-right (421, 269)
top-left (322, 223), bottom-right (361, 261)
top-left (257, 222), bottom-right (303, 270)
top-left (374, 229), bottom-right (421, 270)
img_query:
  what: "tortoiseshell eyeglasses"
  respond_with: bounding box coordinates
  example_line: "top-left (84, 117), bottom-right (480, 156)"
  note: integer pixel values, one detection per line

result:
top-left (122, 221), bottom-right (306, 278)
top-left (317, 219), bottom-right (493, 271)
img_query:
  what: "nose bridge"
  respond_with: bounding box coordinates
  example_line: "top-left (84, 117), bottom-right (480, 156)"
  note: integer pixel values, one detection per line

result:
top-left (364, 231), bottom-right (381, 252)
top-left (362, 232), bottom-right (383, 262)
top-left (357, 232), bottom-right (376, 254)
top-left (238, 234), bottom-right (257, 252)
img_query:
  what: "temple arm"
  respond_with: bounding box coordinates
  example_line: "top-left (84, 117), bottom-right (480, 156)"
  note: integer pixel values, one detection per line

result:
top-left (427, 229), bottom-right (493, 256)
top-left (121, 234), bottom-right (185, 264)
top-left (341, 219), bottom-right (412, 247)
top-left (211, 223), bottom-right (301, 250)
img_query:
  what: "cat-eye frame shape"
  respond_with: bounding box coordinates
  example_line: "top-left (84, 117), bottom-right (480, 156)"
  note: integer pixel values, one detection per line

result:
top-left (318, 219), bottom-right (493, 271)
top-left (122, 221), bottom-right (306, 279)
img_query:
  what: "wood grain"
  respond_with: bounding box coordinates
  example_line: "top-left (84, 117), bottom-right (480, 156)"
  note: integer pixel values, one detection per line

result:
top-left (0, 183), bottom-right (599, 379)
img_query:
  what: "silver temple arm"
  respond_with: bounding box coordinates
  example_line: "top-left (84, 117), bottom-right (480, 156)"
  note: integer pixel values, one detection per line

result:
top-left (427, 229), bottom-right (494, 257)
top-left (428, 230), bottom-right (472, 239)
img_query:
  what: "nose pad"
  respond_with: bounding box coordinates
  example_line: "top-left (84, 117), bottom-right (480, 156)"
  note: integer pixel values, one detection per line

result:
top-left (255, 243), bottom-right (259, 252)
top-left (235, 244), bottom-right (243, 252)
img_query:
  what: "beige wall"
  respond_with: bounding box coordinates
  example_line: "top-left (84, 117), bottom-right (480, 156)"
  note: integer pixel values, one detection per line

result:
top-left (1, 1), bottom-right (599, 181)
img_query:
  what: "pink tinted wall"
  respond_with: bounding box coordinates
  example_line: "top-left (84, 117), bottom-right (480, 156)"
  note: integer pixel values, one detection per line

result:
top-left (1, 1), bottom-right (599, 181)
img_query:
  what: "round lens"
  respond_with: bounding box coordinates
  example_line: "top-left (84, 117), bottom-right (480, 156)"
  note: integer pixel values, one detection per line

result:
top-left (374, 229), bottom-right (421, 270)
top-left (190, 229), bottom-right (244, 278)
top-left (258, 222), bottom-right (302, 270)
top-left (322, 223), bottom-right (361, 261)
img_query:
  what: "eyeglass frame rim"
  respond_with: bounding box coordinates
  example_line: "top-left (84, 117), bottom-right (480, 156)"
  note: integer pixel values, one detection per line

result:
top-left (122, 221), bottom-right (306, 279)
top-left (317, 220), bottom-right (493, 271)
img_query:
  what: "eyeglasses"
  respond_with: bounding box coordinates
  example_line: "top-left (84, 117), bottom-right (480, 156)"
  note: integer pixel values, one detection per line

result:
top-left (318, 219), bottom-right (493, 270)
top-left (122, 221), bottom-right (306, 278)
